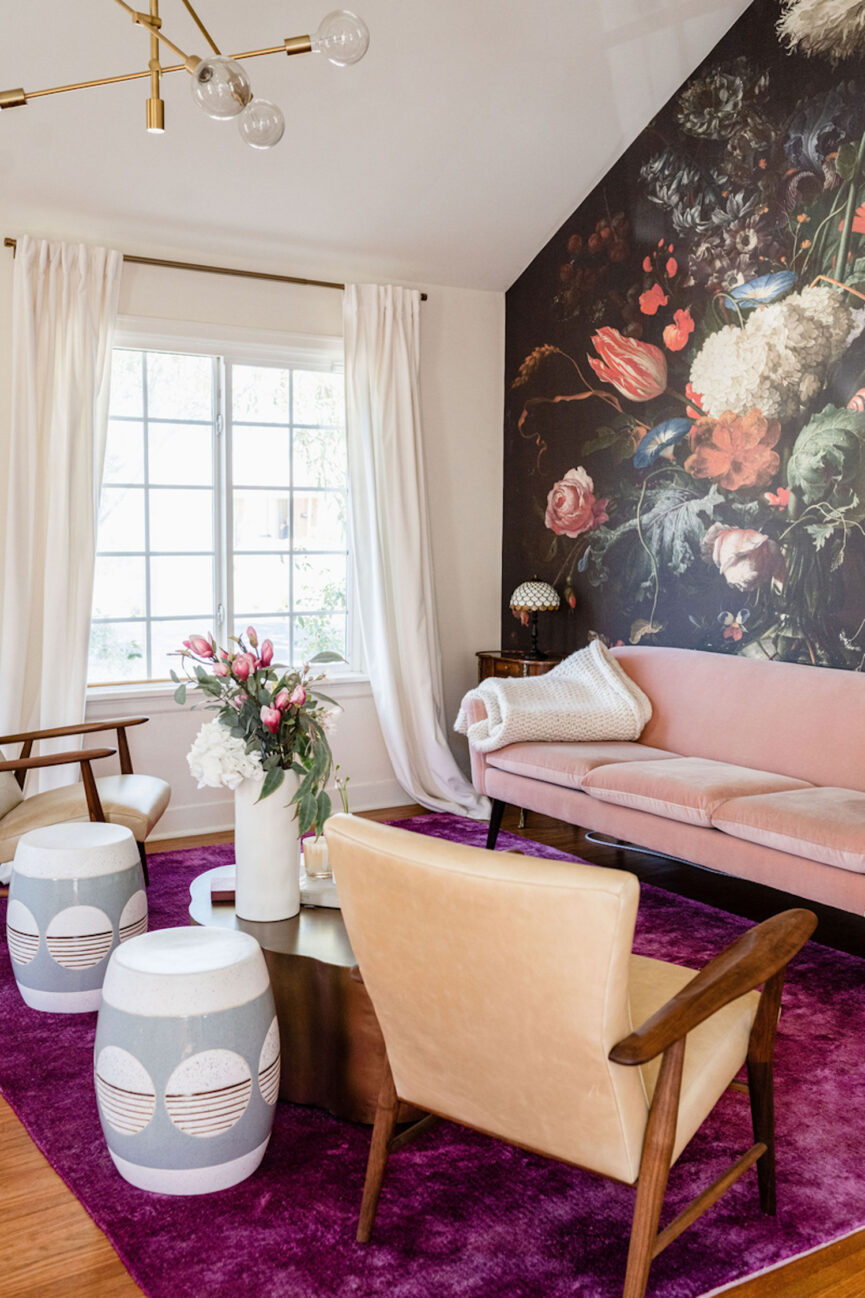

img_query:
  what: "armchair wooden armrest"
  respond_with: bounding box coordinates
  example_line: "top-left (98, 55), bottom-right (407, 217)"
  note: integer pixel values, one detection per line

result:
top-left (0, 717), bottom-right (149, 784)
top-left (0, 747), bottom-right (116, 823)
top-left (610, 907), bottom-right (817, 1068)
top-left (0, 747), bottom-right (116, 773)
top-left (0, 717), bottom-right (148, 744)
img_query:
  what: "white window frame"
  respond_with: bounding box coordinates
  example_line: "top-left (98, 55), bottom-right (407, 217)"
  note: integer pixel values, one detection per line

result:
top-left (88, 316), bottom-right (364, 696)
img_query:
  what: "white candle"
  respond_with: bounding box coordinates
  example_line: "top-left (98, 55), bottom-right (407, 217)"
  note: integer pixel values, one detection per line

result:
top-left (304, 838), bottom-right (331, 878)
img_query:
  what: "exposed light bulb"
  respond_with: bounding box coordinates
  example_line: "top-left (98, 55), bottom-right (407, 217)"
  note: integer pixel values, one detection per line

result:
top-left (238, 99), bottom-right (286, 150)
top-left (311, 10), bottom-right (370, 65)
top-left (190, 56), bottom-right (252, 120)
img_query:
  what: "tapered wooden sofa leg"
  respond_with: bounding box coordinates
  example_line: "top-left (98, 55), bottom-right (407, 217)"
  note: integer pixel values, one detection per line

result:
top-left (485, 799), bottom-right (505, 850)
top-left (137, 840), bottom-right (150, 887)
top-left (623, 1038), bottom-right (685, 1298)
top-left (357, 1058), bottom-right (399, 1243)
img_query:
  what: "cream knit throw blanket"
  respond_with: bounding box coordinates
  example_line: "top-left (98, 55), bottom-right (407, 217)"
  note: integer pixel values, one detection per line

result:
top-left (454, 640), bottom-right (652, 753)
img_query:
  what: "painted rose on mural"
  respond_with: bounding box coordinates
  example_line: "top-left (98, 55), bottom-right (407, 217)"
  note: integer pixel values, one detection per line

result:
top-left (701, 524), bottom-right (787, 591)
top-left (544, 468), bottom-right (609, 538)
top-left (505, 0), bottom-right (865, 668)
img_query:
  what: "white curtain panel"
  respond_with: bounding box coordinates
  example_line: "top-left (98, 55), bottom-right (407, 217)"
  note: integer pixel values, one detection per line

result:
top-left (343, 283), bottom-right (489, 818)
top-left (0, 236), bottom-right (122, 786)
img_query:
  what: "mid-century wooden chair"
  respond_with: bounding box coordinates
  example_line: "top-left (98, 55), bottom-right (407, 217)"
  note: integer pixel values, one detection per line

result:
top-left (324, 814), bottom-right (816, 1298)
top-left (0, 717), bottom-right (170, 885)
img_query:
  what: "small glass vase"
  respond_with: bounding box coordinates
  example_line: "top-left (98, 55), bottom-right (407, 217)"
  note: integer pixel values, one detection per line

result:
top-left (233, 773), bottom-right (300, 921)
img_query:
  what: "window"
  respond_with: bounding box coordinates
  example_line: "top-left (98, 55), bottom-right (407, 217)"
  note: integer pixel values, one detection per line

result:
top-left (88, 335), bottom-right (351, 685)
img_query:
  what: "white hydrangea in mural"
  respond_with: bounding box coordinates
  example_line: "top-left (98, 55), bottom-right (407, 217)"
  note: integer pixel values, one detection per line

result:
top-left (689, 286), bottom-right (860, 420)
top-left (778, 0), bottom-right (865, 62)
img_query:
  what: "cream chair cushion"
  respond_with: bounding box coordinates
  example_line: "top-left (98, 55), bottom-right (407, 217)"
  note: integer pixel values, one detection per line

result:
top-left (629, 955), bottom-right (760, 1164)
top-left (0, 774), bottom-right (170, 862)
top-left (0, 772), bottom-right (24, 820)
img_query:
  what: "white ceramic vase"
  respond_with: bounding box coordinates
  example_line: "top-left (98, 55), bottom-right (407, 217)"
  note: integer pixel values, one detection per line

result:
top-left (233, 773), bottom-right (300, 922)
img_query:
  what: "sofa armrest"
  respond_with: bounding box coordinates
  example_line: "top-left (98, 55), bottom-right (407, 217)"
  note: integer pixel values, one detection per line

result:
top-left (463, 696), bottom-right (490, 796)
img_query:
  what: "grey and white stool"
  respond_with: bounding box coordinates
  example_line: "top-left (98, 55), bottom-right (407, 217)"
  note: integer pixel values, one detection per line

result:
top-left (94, 926), bottom-right (279, 1194)
top-left (7, 821), bottom-right (147, 1012)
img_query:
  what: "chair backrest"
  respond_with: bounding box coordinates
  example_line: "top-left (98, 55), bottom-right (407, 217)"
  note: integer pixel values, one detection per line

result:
top-left (325, 815), bottom-right (651, 1185)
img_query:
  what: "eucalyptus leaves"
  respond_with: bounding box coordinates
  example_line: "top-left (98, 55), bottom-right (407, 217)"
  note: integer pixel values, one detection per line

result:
top-left (173, 628), bottom-right (339, 837)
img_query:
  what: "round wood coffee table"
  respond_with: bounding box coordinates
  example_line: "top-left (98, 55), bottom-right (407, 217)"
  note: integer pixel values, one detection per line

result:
top-left (188, 867), bottom-right (416, 1125)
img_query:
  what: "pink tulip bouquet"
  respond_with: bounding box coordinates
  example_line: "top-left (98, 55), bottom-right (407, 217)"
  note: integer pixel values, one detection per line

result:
top-left (172, 628), bottom-right (338, 836)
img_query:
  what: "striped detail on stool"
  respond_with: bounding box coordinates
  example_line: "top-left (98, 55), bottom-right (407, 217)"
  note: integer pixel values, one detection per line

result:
top-left (119, 915), bottom-right (148, 943)
top-left (7, 926), bottom-right (40, 965)
top-left (165, 1077), bottom-right (253, 1136)
top-left (258, 1054), bottom-right (281, 1105)
top-left (95, 1073), bottom-right (157, 1135)
top-left (46, 931), bottom-right (113, 969)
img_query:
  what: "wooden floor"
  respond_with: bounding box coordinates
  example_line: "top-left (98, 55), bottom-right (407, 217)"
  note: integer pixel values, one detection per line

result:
top-left (2, 804), bottom-right (863, 1297)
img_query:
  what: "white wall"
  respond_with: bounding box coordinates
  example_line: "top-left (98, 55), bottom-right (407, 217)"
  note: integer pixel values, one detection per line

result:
top-left (0, 243), bottom-right (503, 836)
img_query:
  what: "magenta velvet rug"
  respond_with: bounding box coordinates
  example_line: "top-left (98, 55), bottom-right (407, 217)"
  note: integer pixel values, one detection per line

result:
top-left (2, 813), bottom-right (864, 1298)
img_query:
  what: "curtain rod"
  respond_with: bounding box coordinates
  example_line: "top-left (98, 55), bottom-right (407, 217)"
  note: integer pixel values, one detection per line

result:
top-left (3, 238), bottom-right (428, 300)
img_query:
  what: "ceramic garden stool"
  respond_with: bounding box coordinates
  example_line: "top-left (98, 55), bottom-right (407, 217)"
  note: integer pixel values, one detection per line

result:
top-left (6, 821), bottom-right (147, 1013)
top-left (94, 926), bottom-right (280, 1195)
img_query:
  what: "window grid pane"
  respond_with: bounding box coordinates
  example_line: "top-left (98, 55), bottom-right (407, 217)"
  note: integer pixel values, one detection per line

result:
top-left (89, 349), bottom-right (348, 684)
top-left (89, 349), bottom-right (217, 684)
top-left (230, 363), bottom-right (348, 669)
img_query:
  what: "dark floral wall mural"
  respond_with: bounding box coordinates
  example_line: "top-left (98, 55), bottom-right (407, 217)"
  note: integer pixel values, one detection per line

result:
top-left (502, 0), bottom-right (865, 670)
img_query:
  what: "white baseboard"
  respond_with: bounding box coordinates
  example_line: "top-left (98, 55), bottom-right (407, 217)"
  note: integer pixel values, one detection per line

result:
top-left (149, 777), bottom-right (411, 841)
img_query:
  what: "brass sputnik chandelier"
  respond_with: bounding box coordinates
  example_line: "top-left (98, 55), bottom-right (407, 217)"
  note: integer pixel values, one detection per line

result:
top-left (0, 1), bottom-right (370, 150)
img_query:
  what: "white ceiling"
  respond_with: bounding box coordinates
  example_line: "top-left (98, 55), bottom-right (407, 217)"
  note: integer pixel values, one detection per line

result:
top-left (0, 0), bottom-right (751, 291)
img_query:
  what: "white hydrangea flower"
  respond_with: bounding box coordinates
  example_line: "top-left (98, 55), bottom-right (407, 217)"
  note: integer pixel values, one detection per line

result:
top-left (187, 720), bottom-right (264, 790)
top-left (690, 287), bottom-right (861, 420)
top-left (778, 0), bottom-right (865, 62)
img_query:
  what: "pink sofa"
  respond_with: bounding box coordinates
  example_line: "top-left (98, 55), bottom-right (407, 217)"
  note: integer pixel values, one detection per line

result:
top-left (466, 645), bottom-right (865, 916)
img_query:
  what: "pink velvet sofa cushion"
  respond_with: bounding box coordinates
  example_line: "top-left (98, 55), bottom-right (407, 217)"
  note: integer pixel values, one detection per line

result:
top-left (485, 741), bottom-right (679, 790)
top-left (712, 786), bottom-right (865, 876)
top-left (582, 757), bottom-right (812, 828)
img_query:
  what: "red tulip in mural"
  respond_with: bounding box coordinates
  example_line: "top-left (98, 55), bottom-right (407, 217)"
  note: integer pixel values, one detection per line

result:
top-left (506, 0), bottom-right (865, 669)
top-left (587, 329), bottom-right (667, 402)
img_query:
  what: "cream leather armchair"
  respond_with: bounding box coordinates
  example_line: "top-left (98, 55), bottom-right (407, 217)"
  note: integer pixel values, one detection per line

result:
top-left (324, 814), bottom-right (816, 1298)
top-left (0, 717), bottom-right (170, 885)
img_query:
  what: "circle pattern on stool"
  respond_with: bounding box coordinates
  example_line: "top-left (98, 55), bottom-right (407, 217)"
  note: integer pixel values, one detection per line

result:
top-left (46, 906), bottom-right (113, 969)
top-left (6, 899), bottom-right (40, 965)
top-left (95, 1045), bottom-right (157, 1135)
top-left (257, 1017), bottom-right (280, 1105)
top-left (118, 891), bottom-right (148, 943)
top-left (165, 1050), bottom-right (252, 1137)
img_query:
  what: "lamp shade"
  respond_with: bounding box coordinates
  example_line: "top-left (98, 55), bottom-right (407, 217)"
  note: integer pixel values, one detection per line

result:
top-left (509, 580), bottom-right (560, 612)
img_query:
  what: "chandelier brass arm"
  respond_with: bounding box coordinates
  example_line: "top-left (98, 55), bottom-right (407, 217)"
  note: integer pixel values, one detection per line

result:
top-left (0, 39), bottom-right (307, 109)
top-left (0, 3), bottom-right (368, 150)
top-left (178, 0), bottom-right (221, 56)
top-left (111, 0), bottom-right (200, 72)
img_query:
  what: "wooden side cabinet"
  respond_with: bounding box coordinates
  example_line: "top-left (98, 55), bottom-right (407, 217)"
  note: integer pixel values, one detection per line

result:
top-left (476, 651), bottom-right (561, 682)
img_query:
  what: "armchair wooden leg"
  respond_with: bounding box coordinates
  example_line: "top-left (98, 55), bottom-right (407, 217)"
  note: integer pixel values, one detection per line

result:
top-left (747, 1058), bottom-right (775, 1215)
top-left (136, 840), bottom-right (150, 888)
top-left (747, 968), bottom-right (785, 1216)
top-left (485, 799), bottom-right (505, 850)
top-left (357, 1056), bottom-right (399, 1243)
top-left (623, 1037), bottom-right (685, 1298)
